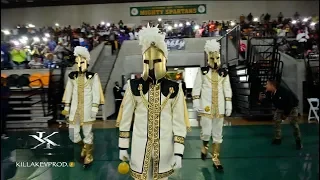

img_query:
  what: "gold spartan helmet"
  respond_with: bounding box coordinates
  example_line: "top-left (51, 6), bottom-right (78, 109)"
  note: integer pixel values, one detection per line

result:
top-left (75, 55), bottom-right (89, 72)
top-left (142, 42), bottom-right (167, 81)
top-left (207, 51), bottom-right (221, 69)
top-left (205, 39), bottom-right (221, 69)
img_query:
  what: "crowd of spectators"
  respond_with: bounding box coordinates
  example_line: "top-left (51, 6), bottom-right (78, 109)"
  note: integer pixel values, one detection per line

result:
top-left (1, 22), bottom-right (112, 70)
top-left (2, 12), bottom-right (319, 70)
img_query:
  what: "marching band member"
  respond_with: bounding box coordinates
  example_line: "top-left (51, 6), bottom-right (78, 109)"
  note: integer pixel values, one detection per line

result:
top-left (192, 39), bottom-right (232, 171)
top-left (116, 24), bottom-right (190, 180)
top-left (62, 46), bottom-right (104, 168)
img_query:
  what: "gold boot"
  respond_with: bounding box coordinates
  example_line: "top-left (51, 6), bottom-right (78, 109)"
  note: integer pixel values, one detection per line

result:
top-left (212, 143), bottom-right (223, 171)
top-left (83, 144), bottom-right (94, 168)
top-left (201, 141), bottom-right (209, 160)
top-left (77, 140), bottom-right (84, 146)
top-left (80, 142), bottom-right (86, 159)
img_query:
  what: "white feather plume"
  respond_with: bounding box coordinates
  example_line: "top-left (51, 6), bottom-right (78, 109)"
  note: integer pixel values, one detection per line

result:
top-left (74, 46), bottom-right (90, 63)
top-left (204, 39), bottom-right (220, 54)
top-left (139, 24), bottom-right (168, 58)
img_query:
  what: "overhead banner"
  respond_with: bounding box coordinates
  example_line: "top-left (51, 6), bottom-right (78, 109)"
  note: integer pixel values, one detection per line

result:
top-left (165, 39), bottom-right (186, 50)
top-left (130, 4), bottom-right (206, 16)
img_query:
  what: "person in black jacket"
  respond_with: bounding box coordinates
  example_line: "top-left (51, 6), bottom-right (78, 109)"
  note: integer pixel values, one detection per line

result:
top-left (259, 80), bottom-right (302, 149)
top-left (113, 81), bottom-right (123, 117)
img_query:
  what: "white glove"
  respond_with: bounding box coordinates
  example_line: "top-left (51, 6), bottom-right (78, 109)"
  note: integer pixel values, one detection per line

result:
top-left (194, 107), bottom-right (204, 112)
top-left (119, 150), bottom-right (130, 161)
top-left (225, 101), bottom-right (232, 117)
top-left (172, 155), bottom-right (182, 170)
top-left (225, 109), bottom-right (232, 117)
top-left (193, 99), bottom-right (203, 112)
top-left (91, 111), bottom-right (97, 118)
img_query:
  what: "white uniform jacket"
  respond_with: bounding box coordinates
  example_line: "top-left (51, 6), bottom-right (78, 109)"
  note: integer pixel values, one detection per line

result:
top-left (192, 67), bottom-right (232, 118)
top-left (117, 78), bottom-right (189, 180)
top-left (62, 71), bottom-right (105, 125)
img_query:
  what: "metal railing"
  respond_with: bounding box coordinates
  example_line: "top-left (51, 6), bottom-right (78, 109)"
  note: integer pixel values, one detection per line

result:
top-left (216, 25), bottom-right (241, 67)
top-left (9, 78), bottom-right (48, 117)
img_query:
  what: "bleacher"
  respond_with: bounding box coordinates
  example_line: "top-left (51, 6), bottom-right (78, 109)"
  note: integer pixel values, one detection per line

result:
top-left (1, 68), bottom-right (63, 129)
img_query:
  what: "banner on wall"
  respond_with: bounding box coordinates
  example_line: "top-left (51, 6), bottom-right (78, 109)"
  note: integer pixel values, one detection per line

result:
top-left (165, 39), bottom-right (186, 50)
top-left (130, 4), bottom-right (206, 16)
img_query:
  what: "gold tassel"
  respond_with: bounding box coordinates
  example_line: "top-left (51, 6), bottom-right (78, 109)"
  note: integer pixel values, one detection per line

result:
top-left (183, 97), bottom-right (191, 132)
top-left (96, 74), bottom-right (105, 105)
top-left (115, 99), bottom-right (125, 127)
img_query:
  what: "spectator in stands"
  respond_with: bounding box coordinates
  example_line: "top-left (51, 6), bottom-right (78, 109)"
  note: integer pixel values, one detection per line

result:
top-left (109, 31), bottom-right (116, 54)
top-left (278, 12), bottom-right (284, 23)
top-left (43, 53), bottom-right (58, 68)
top-left (247, 13), bottom-right (253, 23)
top-left (48, 38), bottom-right (57, 52)
top-left (1, 42), bottom-right (11, 69)
top-left (28, 54), bottom-right (43, 69)
top-left (118, 20), bottom-right (124, 29)
top-left (113, 81), bottom-right (123, 118)
top-left (208, 21), bottom-right (215, 37)
top-left (10, 46), bottom-right (26, 69)
top-left (54, 42), bottom-right (67, 59)
top-left (1, 77), bottom-right (10, 139)
top-left (259, 80), bottom-right (302, 150)
top-left (134, 29), bottom-right (139, 40)
top-left (293, 12), bottom-right (300, 20)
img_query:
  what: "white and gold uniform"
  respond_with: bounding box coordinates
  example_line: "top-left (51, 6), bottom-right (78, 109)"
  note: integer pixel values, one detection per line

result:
top-left (62, 46), bottom-right (104, 167)
top-left (116, 24), bottom-right (190, 180)
top-left (192, 39), bottom-right (232, 171)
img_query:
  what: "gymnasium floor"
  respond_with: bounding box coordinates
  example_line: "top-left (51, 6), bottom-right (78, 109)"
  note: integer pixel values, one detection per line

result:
top-left (1, 118), bottom-right (319, 180)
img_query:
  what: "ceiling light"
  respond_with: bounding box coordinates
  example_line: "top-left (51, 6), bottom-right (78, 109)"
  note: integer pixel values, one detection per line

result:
top-left (55, 23), bottom-right (59, 27)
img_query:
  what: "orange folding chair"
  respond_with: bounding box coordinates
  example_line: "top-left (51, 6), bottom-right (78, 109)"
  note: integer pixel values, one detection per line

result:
top-left (29, 73), bottom-right (43, 87)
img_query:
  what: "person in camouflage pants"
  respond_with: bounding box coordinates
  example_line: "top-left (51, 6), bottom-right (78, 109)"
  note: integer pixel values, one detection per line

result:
top-left (260, 80), bottom-right (302, 150)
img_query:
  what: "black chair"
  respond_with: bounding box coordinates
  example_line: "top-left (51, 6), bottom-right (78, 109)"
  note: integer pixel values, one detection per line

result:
top-left (6, 74), bottom-right (19, 87)
top-left (17, 74), bottom-right (30, 87)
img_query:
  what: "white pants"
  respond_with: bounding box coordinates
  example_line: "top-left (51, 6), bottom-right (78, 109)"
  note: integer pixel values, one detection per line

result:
top-left (200, 116), bottom-right (224, 143)
top-left (68, 121), bottom-right (93, 144)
